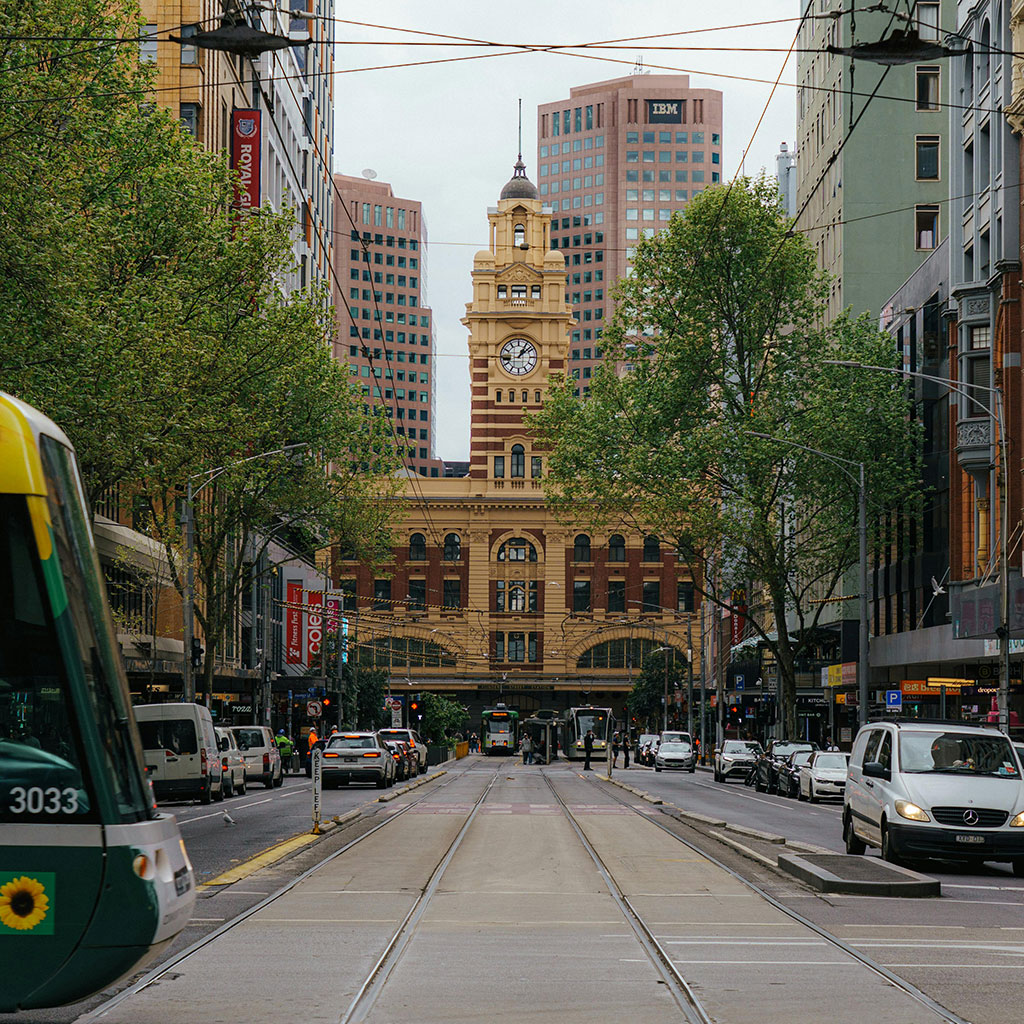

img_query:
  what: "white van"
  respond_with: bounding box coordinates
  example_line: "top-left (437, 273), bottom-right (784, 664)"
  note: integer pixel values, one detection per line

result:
top-left (133, 702), bottom-right (224, 804)
top-left (229, 725), bottom-right (283, 788)
top-left (843, 719), bottom-right (1024, 871)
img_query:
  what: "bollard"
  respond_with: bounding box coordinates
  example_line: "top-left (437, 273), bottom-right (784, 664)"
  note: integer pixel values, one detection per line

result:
top-left (311, 747), bottom-right (323, 834)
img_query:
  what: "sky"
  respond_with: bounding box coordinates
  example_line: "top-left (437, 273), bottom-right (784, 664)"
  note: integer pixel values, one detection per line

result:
top-left (332, 1), bottom-right (800, 462)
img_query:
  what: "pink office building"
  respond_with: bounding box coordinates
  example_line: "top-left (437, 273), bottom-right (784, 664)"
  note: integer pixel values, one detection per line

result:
top-left (332, 174), bottom-right (438, 476)
top-left (536, 74), bottom-right (724, 390)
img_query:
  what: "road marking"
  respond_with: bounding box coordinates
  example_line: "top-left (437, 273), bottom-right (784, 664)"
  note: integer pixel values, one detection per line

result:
top-left (672, 959), bottom-right (859, 966)
top-left (198, 833), bottom-right (320, 889)
top-left (664, 939), bottom-right (827, 946)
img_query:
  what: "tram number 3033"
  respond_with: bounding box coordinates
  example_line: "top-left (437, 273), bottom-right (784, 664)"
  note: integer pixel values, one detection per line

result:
top-left (9, 786), bottom-right (81, 815)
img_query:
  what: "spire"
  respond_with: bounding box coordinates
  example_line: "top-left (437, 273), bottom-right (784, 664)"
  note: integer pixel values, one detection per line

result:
top-left (500, 99), bottom-right (539, 200)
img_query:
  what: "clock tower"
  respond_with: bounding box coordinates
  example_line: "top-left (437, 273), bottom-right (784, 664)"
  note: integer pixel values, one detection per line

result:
top-left (462, 154), bottom-right (574, 483)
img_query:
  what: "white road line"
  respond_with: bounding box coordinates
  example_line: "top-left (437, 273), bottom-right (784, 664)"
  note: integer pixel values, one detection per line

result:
top-left (672, 960), bottom-right (859, 966)
top-left (664, 939), bottom-right (827, 946)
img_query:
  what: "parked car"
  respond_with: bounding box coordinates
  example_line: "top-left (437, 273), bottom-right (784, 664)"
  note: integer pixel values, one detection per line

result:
top-left (215, 727), bottom-right (247, 797)
top-left (660, 730), bottom-right (693, 747)
top-left (397, 739), bottom-right (418, 778)
top-left (637, 734), bottom-right (660, 766)
top-left (134, 702), bottom-right (223, 804)
top-left (799, 751), bottom-right (850, 802)
top-left (322, 732), bottom-right (395, 788)
top-left (843, 719), bottom-right (1024, 870)
top-left (753, 740), bottom-right (815, 794)
top-left (229, 725), bottom-right (283, 788)
top-left (384, 740), bottom-right (409, 782)
top-left (714, 740), bottom-right (763, 782)
top-left (777, 749), bottom-right (815, 797)
top-left (655, 740), bottom-right (697, 772)
top-left (378, 728), bottom-right (428, 774)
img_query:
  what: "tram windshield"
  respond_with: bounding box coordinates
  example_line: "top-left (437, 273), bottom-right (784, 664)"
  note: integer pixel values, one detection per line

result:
top-left (38, 436), bottom-right (152, 822)
top-left (0, 494), bottom-right (98, 822)
top-left (575, 710), bottom-right (608, 738)
top-left (486, 721), bottom-right (511, 734)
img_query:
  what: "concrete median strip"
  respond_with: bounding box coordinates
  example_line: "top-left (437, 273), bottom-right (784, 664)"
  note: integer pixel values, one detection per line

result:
top-left (777, 852), bottom-right (941, 897)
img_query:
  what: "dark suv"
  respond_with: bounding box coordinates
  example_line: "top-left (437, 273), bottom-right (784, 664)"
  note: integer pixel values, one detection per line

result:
top-left (754, 740), bottom-right (815, 794)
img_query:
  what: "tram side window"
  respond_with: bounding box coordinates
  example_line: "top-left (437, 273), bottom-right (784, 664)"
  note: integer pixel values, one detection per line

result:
top-left (40, 436), bottom-right (152, 822)
top-left (0, 496), bottom-right (98, 822)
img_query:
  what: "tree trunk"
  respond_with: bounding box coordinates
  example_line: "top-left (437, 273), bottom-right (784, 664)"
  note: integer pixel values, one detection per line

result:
top-left (771, 588), bottom-right (798, 740)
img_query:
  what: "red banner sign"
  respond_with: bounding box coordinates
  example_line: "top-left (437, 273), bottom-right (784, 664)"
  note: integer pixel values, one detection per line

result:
top-left (230, 109), bottom-right (261, 211)
top-left (286, 582), bottom-right (303, 664)
top-left (307, 591), bottom-right (323, 659)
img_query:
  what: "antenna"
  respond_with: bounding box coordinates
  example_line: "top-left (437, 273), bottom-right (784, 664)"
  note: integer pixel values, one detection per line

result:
top-left (517, 98), bottom-right (523, 158)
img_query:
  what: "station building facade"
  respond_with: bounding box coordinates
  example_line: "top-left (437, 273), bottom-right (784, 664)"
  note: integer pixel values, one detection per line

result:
top-left (334, 160), bottom-right (697, 723)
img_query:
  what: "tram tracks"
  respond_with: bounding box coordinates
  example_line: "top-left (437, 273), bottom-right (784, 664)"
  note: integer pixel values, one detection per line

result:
top-left (74, 766), bottom-right (492, 1024)
top-left (574, 771), bottom-right (971, 1024)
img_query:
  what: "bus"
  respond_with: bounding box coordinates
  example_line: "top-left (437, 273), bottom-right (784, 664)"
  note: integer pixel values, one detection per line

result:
top-left (564, 706), bottom-right (614, 761)
top-left (0, 393), bottom-right (195, 1011)
top-left (480, 704), bottom-right (519, 755)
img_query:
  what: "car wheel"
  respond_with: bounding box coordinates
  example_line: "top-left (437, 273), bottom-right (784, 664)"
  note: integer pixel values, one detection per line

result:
top-left (223, 776), bottom-right (234, 799)
top-left (273, 768), bottom-right (284, 788)
top-left (375, 775), bottom-right (387, 789)
top-left (808, 789), bottom-right (817, 804)
top-left (655, 765), bottom-right (662, 772)
top-left (689, 765), bottom-right (696, 774)
top-left (844, 812), bottom-right (866, 855)
top-left (200, 778), bottom-right (213, 805)
top-left (881, 822), bottom-right (901, 864)
top-left (1013, 859), bottom-right (1024, 878)
top-left (754, 773), bottom-right (765, 792)
top-left (213, 777), bottom-right (225, 802)
top-left (263, 773), bottom-right (273, 788)
top-left (238, 776), bottom-right (246, 796)
top-left (797, 784), bottom-right (806, 801)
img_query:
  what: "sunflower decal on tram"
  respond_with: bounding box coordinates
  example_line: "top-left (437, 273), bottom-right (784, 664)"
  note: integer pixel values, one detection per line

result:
top-left (0, 874), bottom-right (53, 934)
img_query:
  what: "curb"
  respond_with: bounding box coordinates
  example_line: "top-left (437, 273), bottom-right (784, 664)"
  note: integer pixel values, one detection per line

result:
top-left (724, 822), bottom-right (786, 844)
top-left (777, 852), bottom-right (941, 897)
top-left (708, 830), bottom-right (778, 870)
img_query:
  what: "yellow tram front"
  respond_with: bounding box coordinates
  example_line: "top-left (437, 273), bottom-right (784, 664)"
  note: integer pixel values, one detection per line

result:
top-left (0, 393), bottom-right (195, 1011)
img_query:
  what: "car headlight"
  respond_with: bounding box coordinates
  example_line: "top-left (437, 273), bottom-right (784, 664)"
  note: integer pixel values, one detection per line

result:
top-left (895, 800), bottom-right (930, 822)
top-left (1009, 812), bottom-right (1024, 827)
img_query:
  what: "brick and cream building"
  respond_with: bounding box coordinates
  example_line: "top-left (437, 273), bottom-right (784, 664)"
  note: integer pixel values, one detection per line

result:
top-left (335, 158), bottom-right (697, 721)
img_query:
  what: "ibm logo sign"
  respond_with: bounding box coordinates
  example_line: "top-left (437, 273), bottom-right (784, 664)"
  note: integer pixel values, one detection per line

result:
top-left (647, 99), bottom-right (682, 123)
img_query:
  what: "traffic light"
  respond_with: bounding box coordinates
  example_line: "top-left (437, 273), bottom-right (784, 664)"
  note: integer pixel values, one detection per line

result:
top-left (190, 638), bottom-right (204, 670)
top-left (410, 698), bottom-right (420, 714)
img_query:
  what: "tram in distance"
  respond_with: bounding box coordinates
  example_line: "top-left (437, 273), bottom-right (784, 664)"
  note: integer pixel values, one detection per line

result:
top-left (563, 706), bottom-right (614, 761)
top-left (0, 393), bottom-right (195, 1012)
top-left (480, 704), bottom-right (519, 754)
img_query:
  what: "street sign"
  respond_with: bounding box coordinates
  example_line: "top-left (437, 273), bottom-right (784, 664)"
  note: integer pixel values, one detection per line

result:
top-left (735, 676), bottom-right (745, 691)
top-left (886, 690), bottom-right (902, 711)
top-left (311, 747), bottom-right (322, 834)
top-left (391, 707), bottom-right (402, 728)
top-left (307, 700), bottom-right (322, 718)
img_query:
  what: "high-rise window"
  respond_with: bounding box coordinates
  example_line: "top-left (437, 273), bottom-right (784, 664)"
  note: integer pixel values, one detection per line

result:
top-left (179, 24), bottom-right (199, 64)
top-left (916, 66), bottom-right (940, 111)
top-left (179, 103), bottom-right (199, 136)
top-left (916, 136), bottom-right (940, 180)
top-left (915, 205), bottom-right (939, 249)
top-left (139, 24), bottom-right (158, 62)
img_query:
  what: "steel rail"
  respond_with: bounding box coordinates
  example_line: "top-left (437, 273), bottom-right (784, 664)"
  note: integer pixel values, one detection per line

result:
top-left (338, 770), bottom-right (498, 1024)
top-left (73, 764), bottom-right (489, 1024)
top-left (587, 774), bottom-right (970, 1024)
top-left (542, 771), bottom-right (714, 1024)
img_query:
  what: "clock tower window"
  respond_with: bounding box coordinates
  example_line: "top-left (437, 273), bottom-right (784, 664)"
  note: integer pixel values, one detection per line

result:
top-left (514, 224), bottom-right (526, 247)
top-left (510, 445), bottom-right (526, 478)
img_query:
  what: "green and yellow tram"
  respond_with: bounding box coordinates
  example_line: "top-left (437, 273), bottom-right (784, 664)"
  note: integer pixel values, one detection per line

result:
top-left (480, 704), bottom-right (519, 755)
top-left (0, 393), bottom-right (195, 1011)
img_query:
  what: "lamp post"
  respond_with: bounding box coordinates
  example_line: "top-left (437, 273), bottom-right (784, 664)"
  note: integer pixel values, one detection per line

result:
top-left (182, 443), bottom-right (308, 703)
top-left (748, 431), bottom-right (869, 728)
top-left (652, 646), bottom-right (673, 731)
top-left (827, 360), bottom-right (1010, 732)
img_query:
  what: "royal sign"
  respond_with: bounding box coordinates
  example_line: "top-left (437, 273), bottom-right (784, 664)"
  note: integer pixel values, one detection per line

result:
top-left (647, 99), bottom-right (683, 123)
top-left (230, 109), bottom-right (261, 211)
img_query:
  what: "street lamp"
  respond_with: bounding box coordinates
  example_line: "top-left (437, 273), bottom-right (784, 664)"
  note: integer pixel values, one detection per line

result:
top-left (182, 442), bottom-right (308, 703)
top-left (827, 359), bottom-right (1010, 732)
top-left (747, 431), bottom-right (869, 729)
top-left (652, 646), bottom-right (673, 731)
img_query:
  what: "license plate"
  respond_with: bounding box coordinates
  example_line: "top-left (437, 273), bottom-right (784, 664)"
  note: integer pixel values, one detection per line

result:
top-left (345, 757), bottom-right (357, 763)
top-left (173, 865), bottom-right (191, 895)
top-left (955, 834), bottom-right (987, 844)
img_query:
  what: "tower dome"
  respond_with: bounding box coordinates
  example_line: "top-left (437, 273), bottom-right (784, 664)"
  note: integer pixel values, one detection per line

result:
top-left (499, 153), bottom-right (539, 201)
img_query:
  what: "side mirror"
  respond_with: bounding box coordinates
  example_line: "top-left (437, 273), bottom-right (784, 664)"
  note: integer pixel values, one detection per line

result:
top-left (863, 761), bottom-right (889, 780)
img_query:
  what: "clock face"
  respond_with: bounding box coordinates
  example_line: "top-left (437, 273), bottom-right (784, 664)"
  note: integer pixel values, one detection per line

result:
top-left (499, 338), bottom-right (538, 376)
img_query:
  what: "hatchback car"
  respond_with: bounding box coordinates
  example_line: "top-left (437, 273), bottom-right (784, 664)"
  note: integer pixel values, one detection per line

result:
top-left (655, 740), bottom-right (697, 772)
top-left (215, 727), bottom-right (247, 797)
top-left (714, 740), bottom-right (763, 782)
top-left (799, 751), bottom-right (849, 802)
top-left (322, 732), bottom-right (395, 788)
top-left (844, 720), bottom-right (1024, 870)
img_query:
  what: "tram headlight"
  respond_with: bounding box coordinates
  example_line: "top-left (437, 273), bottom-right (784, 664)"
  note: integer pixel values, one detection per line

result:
top-left (132, 854), bottom-right (155, 880)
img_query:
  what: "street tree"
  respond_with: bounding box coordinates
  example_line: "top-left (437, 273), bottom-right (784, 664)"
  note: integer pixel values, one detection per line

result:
top-left (535, 177), bottom-right (919, 739)
top-left (630, 652), bottom-right (686, 733)
top-left (418, 692), bottom-right (469, 744)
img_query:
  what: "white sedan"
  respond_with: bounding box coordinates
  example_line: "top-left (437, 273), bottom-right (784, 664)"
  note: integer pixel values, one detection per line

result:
top-left (655, 741), bottom-right (696, 772)
top-left (798, 751), bottom-right (849, 802)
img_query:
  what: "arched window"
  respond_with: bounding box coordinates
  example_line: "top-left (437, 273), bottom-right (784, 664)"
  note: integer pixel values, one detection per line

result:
top-left (642, 535), bottom-right (660, 562)
top-left (495, 390), bottom-right (502, 402)
top-left (498, 537), bottom-right (537, 562)
top-left (608, 534), bottom-right (626, 562)
top-left (522, 390), bottom-right (528, 404)
top-left (408, 532), bottom-right (426, 561)
top-left (573, 534), bottom-right (591, 562)
top-left (513, 223), bottom-right (526, 247)
top-left (980, 21), bottom-right (990, 82)
top-left (510, 444), bottom-right (526, 478)
top-left (964, 45), bottom-right (974, 101)
top-left (534, 390), bottom-right (541, 403)
top-left (443, 533), bottom-right (461, 561)
top-left (509, 584), bottom-right (526, 611)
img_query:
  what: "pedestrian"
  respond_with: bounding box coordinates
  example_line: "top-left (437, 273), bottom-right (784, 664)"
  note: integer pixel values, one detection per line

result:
top-left (521, 731), bottom-right (533, 765)
top-left (583, 729), bottom-right (594, 770)
top-left (611, 731), bottom-right (620, 768)
top-left (305, 726), bottom-right (318, 778)
top-left (275, 730), bottom-right (295, 774)
top-left (622, 733), bottom-right (631, 769)
top-left (470, 732), bottom-right (478, 753)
